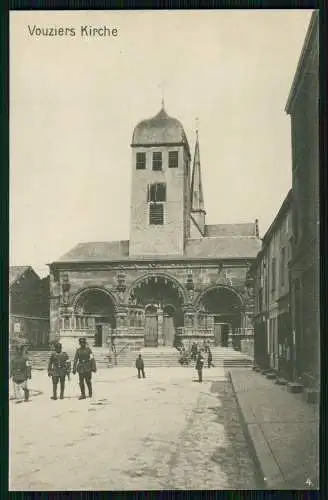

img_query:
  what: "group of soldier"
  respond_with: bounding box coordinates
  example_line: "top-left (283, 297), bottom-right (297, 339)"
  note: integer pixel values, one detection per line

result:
top-left (10, 337), bottom-right (216, 402)
top-left (10, 337), bottom-right (97, 402)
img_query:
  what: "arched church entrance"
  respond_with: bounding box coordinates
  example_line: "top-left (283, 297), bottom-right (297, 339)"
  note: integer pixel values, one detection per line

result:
top-left (196, 286), bottom-right (243, 348)
top-left (130, 276), bottom-right (184, 347)
top-left (74, 288), bottom-right (116, 347)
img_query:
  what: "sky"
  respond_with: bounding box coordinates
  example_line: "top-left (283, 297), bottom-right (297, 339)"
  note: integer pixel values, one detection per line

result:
top-left (10, 9), bottom-right (313, 277)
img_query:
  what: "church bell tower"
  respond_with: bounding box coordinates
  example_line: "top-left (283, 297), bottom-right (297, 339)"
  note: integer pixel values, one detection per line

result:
top-left (129, 105), bottom-right (191, 257)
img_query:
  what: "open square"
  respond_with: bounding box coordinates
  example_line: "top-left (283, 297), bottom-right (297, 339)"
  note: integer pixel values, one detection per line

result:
top-left (9, 367), bottom-right (260, 491)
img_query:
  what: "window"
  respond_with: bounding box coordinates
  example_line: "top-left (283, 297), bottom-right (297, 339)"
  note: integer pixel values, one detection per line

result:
top-left (152, 152), bottom-right (162, 171)
top-left (280, 247), bottom-right (286, 287)
top-left (136, 152), bottom-right (146, 170)
top-left (169, 151), bottom-right (179, 168)
top-left (271, 258), bottom-right (276, 292)
top-left (149, 203), bottom-right (164, 225)
top-left (258, 289), bottom-right (263, 312)
top-left (147, 183), bottom-right (166, 202)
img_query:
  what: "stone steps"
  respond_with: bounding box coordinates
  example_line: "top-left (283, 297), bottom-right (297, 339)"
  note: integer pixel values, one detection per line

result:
top-left (27, 346), bottom-right (253, 369)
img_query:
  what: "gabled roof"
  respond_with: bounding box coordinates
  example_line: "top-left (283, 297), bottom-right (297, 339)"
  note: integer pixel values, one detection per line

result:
top-left (54, 235), bottom-right (261, 264)
top-left (57, 240), bottom-right (130, 262)
top-left (285, 10), bottom-right (319, 114)
top-left (261, 190), bottom-right (292, 247)
top-left (9, 266), bottom-right (38, 287)
top-left (205, 223), bottom-right (256, 238)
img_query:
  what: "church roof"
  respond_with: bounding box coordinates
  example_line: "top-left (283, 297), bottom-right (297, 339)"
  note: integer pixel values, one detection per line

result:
top-left (131, 107), bottom-right (190, 153)
top-left (55, 235), bottom-right (261, 264)
top-left (205, 223), bottom-right (257, 237)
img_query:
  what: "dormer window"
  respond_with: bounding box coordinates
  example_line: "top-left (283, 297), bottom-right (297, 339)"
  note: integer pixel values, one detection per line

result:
top-left (152, 152), bottom-right (162, 171)
top-left (169, 151), bottom-right (179, 168)
top-left (136, 152), bottom-right (146, 170)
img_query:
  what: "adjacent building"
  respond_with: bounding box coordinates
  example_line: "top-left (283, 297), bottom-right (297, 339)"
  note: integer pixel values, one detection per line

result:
top-left (253, 191), bottom-right (293, 379)
top-left (9, 266), bottom-right (50, 348)
top-left (285, 11), bottom-right (319, 389)
top-left (49, 106), bottom-right (261, 353)
top-left (253, 11), bottom-right (319, 388)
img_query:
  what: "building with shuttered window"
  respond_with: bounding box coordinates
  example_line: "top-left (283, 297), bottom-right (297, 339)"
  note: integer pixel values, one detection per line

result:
top-left (285, 11), bottom-right (319, 389)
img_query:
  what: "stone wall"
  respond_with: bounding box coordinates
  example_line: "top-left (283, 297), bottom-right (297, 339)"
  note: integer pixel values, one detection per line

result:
top-left (50, 260), bottom-right (255, 348)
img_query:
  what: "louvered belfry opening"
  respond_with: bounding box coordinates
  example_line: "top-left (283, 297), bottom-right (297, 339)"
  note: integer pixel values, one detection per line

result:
top-left (148, 182), bottom-right (166, 226)
top-left (149, 203), bottom-right (164, 225)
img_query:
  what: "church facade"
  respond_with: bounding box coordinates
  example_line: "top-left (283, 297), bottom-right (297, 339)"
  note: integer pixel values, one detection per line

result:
top-left (49, 106), bottom-right (261, 352)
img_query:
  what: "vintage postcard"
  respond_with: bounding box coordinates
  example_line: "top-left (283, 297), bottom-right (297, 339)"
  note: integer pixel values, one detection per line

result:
top-left (9, 9), bottom-right (319, 491)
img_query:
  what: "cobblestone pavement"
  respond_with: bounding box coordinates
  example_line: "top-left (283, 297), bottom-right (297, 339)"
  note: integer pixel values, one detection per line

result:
top-left (9, 367), bottom-right (261, 491)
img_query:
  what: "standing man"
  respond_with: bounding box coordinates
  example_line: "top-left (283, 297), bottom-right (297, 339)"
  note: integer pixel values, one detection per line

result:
top-left (10, 344), bottom-right (32, 402)
top-left (207, 348), bottom-right (214, 368)
top-left (135, 353), bottom-right (145, 379)
top-left (191, 342), bottom-right (198, 361)
top-left (72, 337), bottom-right (97, 399)
top-left (47, 342), bottom-right (71, 400)
top-left (195, 350), bottom-right (204, 383)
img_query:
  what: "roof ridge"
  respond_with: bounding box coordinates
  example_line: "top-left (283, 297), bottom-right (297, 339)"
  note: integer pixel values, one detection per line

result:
top-left (188, 235), bottom-right (258, 240)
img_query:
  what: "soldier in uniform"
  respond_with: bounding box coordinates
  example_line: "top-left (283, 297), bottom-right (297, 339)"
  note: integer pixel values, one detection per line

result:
top-left (72, 338), bottom-right (97, 399)
top-left (10, 344), bottom-right (32, 402)
top-left (47, 342), bottom-right (71, 400)
top-left (195, 350), bottom-right (205, 383)
top-left (135, 354), bottom-right (145, 378)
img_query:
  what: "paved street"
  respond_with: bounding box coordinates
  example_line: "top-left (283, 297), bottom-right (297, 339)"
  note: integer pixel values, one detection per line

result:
top-left (10, 367), bottom-right (261, 491)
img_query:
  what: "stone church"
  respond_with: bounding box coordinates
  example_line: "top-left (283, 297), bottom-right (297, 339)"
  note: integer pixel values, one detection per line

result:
top-left (49, 105), bottom-right (261, 353)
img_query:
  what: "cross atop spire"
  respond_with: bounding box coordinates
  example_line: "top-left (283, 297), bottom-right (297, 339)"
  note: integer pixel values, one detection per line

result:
top-left (160, 80), bottom-right (166, 109)
top-left (195, 116), bottom-right (199, 134)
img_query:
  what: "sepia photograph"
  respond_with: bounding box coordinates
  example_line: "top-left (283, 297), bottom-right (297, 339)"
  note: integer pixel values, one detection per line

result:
top-left (9, 9), bottom-right (319, 491)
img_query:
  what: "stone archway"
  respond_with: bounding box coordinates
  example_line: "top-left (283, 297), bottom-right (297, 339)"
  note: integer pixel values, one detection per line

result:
top-left (73, 287), bottom-right (117, 347)
top-left (129, 275), bottom-right (184, 347)
top-left (194, 285), bottom-right (244, 348)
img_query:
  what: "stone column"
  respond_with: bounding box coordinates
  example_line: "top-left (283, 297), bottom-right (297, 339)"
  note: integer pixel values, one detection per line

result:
top-left (183, 309), bottom-right (195, 346)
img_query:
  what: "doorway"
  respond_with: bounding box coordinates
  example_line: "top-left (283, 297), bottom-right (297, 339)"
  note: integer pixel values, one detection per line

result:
top-left (95, 324), bottom-right (103, 347)
top-left (163, 305), bottom-right (176, 346)
top-left (144, 305), bottom-right (158, 347)
top-left (213, 321), bottom-right (222, 346)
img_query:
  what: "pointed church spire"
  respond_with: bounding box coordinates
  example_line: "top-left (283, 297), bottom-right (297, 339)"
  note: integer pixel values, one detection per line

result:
top-left (191, 129), bottom-right (204, 211)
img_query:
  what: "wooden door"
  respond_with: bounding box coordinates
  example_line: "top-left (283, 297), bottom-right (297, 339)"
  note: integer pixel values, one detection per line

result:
top-left (214, 323), bottom-right (222, 346)
top-left (95, 325), bottom-right (102, 347)
top-left (144, 307), bottom-right (158, 347)
top-left (163, 315), bottom-right (175, 346)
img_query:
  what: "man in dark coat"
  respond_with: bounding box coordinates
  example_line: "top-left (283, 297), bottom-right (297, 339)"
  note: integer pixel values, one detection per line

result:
top-left (47, 342), bottom-right (71, 400)
top-left (10, 344), bottom-right (32, 402)
top-left (195, 350), bottom-right (204, 383)
top-left (191, 342), bottom-right (198, 361)
top-left (73, 338), bottom-right (96, 399)
top-left (135, 354), bottom-right (145, 379)
top-left (207, 348), bottom-right (214, 368)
